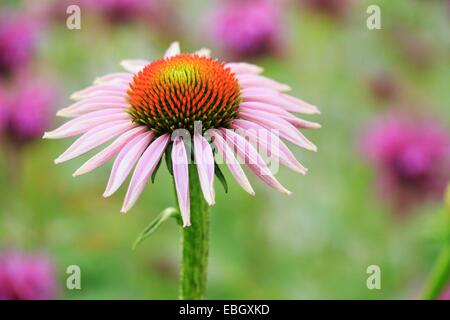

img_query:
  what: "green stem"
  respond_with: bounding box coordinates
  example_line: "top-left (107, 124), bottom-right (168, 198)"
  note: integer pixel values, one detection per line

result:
top-left (422, 244), bottom-right (450, 300)
top-left (179, 164), bottom-right (210, 300)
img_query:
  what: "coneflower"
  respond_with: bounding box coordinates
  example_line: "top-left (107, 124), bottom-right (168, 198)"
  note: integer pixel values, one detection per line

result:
top-left (45, 42), bottom-right (320, 299)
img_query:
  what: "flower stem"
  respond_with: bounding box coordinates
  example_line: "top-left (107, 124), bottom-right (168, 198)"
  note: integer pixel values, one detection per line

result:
top-left (179, 164), bottom-right (210, 300)
top-left (422, 244), bottom-right (450, 300)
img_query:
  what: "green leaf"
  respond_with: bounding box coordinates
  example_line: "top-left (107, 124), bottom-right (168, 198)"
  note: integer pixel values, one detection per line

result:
top-left (214, 163), bottom-right (228, 193)
top-left (132, 207), bottom-right (179, 250)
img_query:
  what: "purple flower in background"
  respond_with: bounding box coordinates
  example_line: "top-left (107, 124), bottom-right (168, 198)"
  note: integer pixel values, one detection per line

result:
top-left (0, 12), bottom-right (39, 77)
top-left (361, 114), bottom-right (450, 212)
top-left (88, 0), bottom-right (152, 22)
top-left (9, 77), bottom-right (56, 142)
top-left (0, 74), bottom-right (56, 143)
top-left (299, 0), bottom-right (352, 19)
top-left (0, 251), bottom-right (58, 300)
top-left (212, 0), bottom-right (283, 59)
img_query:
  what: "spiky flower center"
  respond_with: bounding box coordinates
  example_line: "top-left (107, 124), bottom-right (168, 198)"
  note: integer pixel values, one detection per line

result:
top-left (127, 54), bottom-right (241, 135)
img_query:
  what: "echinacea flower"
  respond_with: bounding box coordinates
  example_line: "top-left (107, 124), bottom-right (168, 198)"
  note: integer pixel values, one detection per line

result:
top-left (87, 0), bottom-right (155, 23)
top-left (0, 251), bottom-right (58, 300)
top-left (45, 42), bottom-right (320, 227)
top-left (361, 114), bottom-right (450, 212)
top-left (212, 0), bottom-right (283, 59)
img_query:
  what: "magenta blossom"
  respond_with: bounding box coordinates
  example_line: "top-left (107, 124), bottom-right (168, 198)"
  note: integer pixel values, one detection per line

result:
top-left (0, 251), bottom-right (58, 300)
top-left (0, 12), bottom-right (39, 77)
top-left (0, 75), bottom-right (56, 143)
top-left (212, 0), bottom-right (283, 59)
top-left (9, 76), bottom-right (56, 142)
top-left (361, 114), bottom-right (450, 212)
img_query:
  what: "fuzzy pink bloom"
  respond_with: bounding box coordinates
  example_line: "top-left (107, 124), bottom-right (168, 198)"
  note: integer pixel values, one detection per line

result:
top-left (0, 251), bottom-right (58, 300)
top-left (361, 114), bottom-right (450, 212)
top-left (45, 42), bottom-right (320, 227)
top-left (0, 11), bottom-right (39, 77)
top-left (212, 0), bottom-right (283, 59)
top-left (2, 75), bottom-right (56, 142)
top-left (87, 0), bottom-right (153, 22)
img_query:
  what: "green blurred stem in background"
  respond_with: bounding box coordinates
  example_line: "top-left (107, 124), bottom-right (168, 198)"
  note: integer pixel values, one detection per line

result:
top-left (423, 185), bottom-right (450, 300)
top-left (179, 165), bottom-right (210, 300)
top-left (422, 244), bottom-right (450, 300)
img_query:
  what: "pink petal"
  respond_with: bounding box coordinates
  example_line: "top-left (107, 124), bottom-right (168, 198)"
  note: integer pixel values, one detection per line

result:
top-left (194, 132), bottom-right (215, 205)
top-left (164, 42), bottom-right (181, 58)
top-left (57, 96), bottom-right (128, 117)
top-left (94, 72), bottom-right (133, 85)
top-left (121, 134), bottom-right (170, 213)
top-left (242, 88), bottom-right (320, 114)
top-left (209, 130), bottom-right (255, 195)
top-left (221, 129), bottom-right (291, 195)
top-left (44, 109), bottom-right (129, 139)
top-left (70, 84), bottom-right (128, 100)
top-left (54, 120), bottom-right (136, 164)
top-left (226, 63), bottom-right (263, 75)
top-left (103, 131), bottom-right (155, 197)
top-left (239, 102), bottom-right (321, 129)
top-left (120, 59), bottom-right (149, 73)
top-left (237, 74), bottom-right (291, 92)
top-left (172, 136), bottom-right (190, 227)
top-left (239, 109), bottom-right (317, 151)
top-left (73, 126), bottom-right (148, 176)
top-left (232, 119), bottom-right (307, 174)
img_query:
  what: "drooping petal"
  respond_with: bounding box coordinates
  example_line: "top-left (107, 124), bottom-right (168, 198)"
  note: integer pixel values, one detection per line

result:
top-left (242, 88), bottom-right (320, 114)
top-left (94, 72), bottom-right (133, 85)
top-left (172, 136), bottom-right (190, 227)
top-left (70, 84), bottom-right (128, 100)
top-left (221, 128), bottom-right (291, 195)
top-left (209, 130), bottom-right (255, 195)
top-left (239, 109), bottom-right (317, 151)
top-left (232, 119), bottom-right (307, 174)
top-left (164, 42), bottom-right (181, 58)
top-left (226, 62), bottom-right (263, 75)
top-left (237, 74), bottom-right (291, 92)
top-left (73, 126), bottom-right (148, 176)
top-left (121, 134), bottom-right (170, 213)
top-left (44, 109), bottom-right (129, 139)
top-left (239, 102), bottom-right (321, 129)
top-left (120, 59), bottom-right (149, 73)
top-left (57, 96), bottom-right (128, 117)
top-left (54, 120), bottom-right (136, 164)
top-left (194, 132), bottom-right (215, 205)
top-left (103, 131), bottom-right (155, 197)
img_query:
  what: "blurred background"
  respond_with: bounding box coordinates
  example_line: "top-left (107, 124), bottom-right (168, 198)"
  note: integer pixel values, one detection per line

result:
top-left (0, 0), bottom-right (449, 299)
